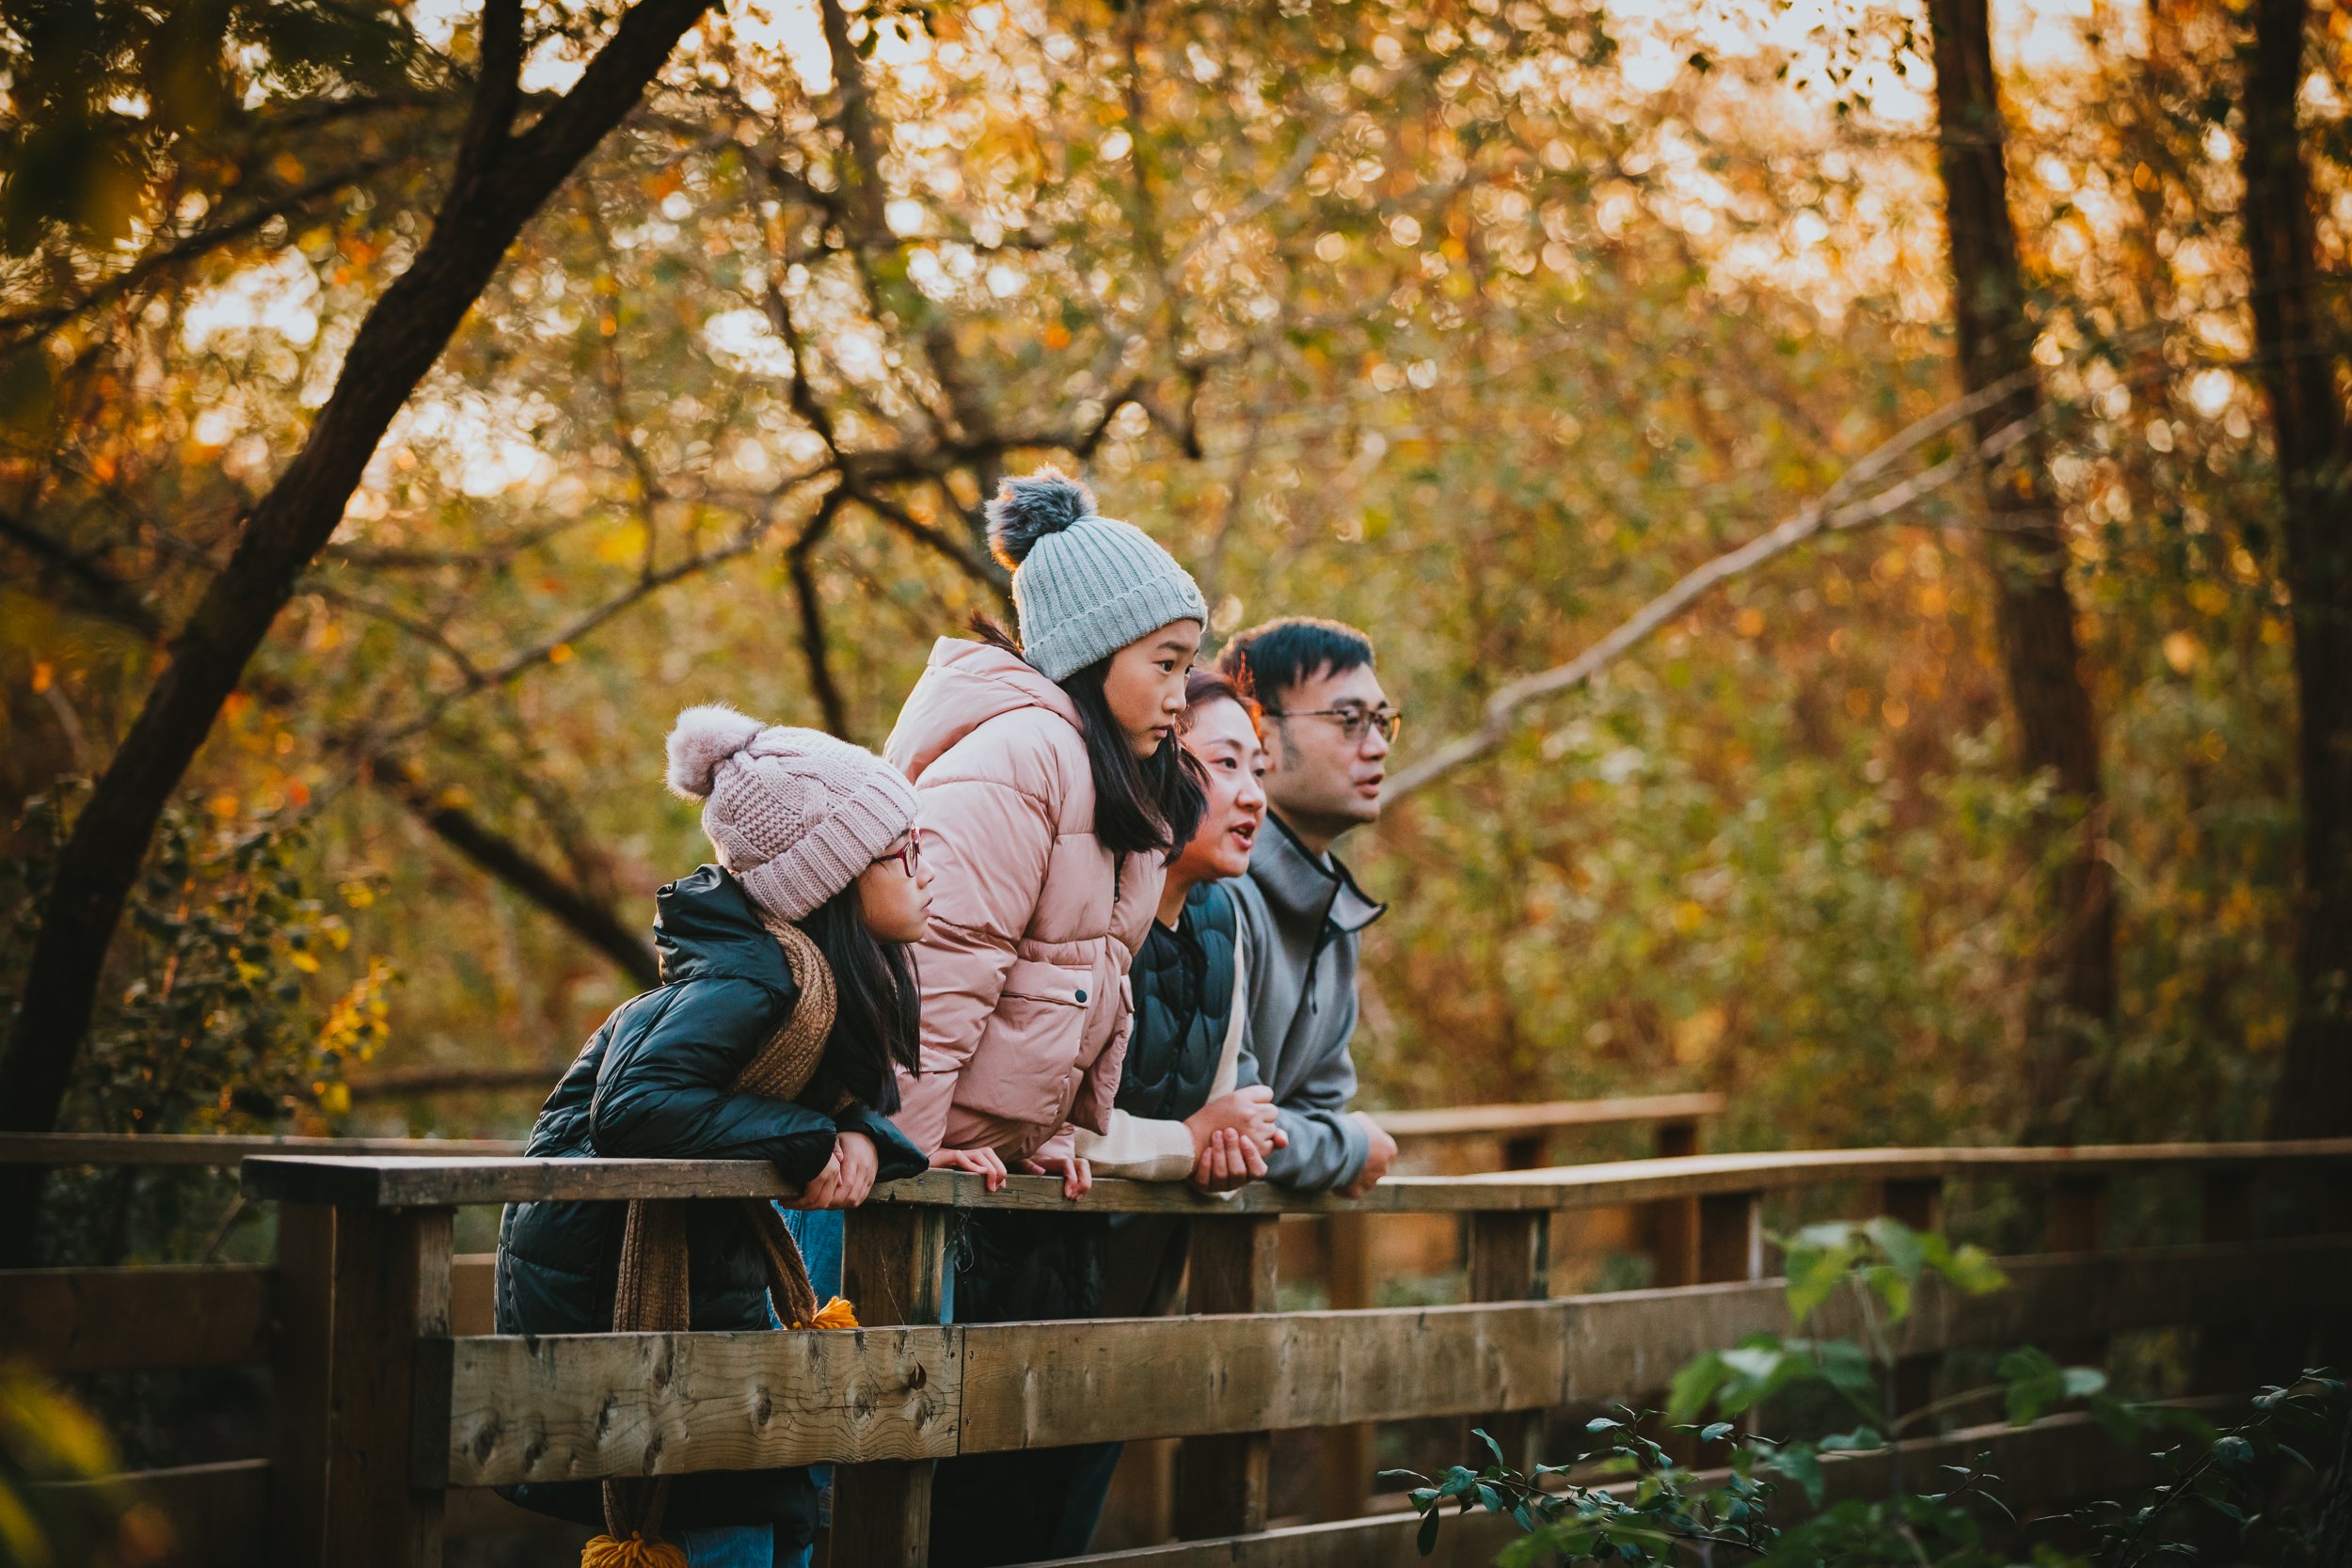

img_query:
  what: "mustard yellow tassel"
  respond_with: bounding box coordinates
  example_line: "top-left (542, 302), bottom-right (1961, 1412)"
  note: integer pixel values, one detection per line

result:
top-left (801, 1294), bottom-right (858, 1329)
top-left (581, 1530), bottom-right (689, 1568)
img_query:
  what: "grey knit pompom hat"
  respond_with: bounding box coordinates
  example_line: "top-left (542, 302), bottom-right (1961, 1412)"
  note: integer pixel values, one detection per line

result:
top-left (666, 705), bottom-right (919, 923)
top-left (987, 469), bottom-right (1208, 681)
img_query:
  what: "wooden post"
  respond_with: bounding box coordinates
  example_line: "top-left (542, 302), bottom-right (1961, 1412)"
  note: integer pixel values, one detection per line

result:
top-left (319, 1204), bottom-right (453, 1568)
top-left (1175, 1213), bottom-right (1279, 1539)
top-left (1876, 1178), bottom-right (1946, 1419)
top-left (269, 1202), bottom-right (334, 1568)
top-left (1467, 1211), bottom-right (1549, 1471)
top-left (2045, 1174), bottom-right (2110, 1371)
top-left (832, 1204), bottom-right (949, 1568)
top-left (1314, 1212), bottom-right (1375, 1522)
top-left (1643, 1119), bottom-right (1701, 1287)
top-left (2197, 1169), bottom-right (2257, 1394)
top-left (1696, 1191), bottom-right (1762, 1285)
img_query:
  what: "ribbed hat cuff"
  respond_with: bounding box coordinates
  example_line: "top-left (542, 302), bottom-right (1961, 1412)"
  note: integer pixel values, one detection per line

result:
top-left (730, 775), bottom-right (916, 923)
top-left (1025, 575), bottom-right (1211, 681)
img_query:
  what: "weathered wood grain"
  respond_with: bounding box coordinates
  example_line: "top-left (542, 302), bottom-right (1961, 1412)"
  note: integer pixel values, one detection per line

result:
top-left (239, 1139), bottom-right (2352, 1212)
top-left (0, 1264), bottom-right (272, 1370)
top-left (438, 1237), bottom-right (2349, 1486)
top-left (1174, 1213), bottom-right (1281, 1538)
top-left (321, 1204), bottom-right (452, 1567)
top-left (831, 1203), bottom-right (951, 1568)
top-left (445, 1324), bottom-right (961, 1485)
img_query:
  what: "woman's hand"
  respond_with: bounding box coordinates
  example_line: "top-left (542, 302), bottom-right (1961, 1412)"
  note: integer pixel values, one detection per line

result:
top-left (931, 1145), bottom-right (1008, 1192)
top-left (1185, 1085), bottom-right (1286, 1161)
top-left (1017, 1149), bottom-right (1093, 1200)
top-left (1189, 1126), bottom-right (1269, 1193)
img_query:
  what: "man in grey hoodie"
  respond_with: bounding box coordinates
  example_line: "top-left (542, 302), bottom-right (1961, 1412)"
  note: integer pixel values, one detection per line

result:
top-left (1216, 618), bottom-right (1401, 1196)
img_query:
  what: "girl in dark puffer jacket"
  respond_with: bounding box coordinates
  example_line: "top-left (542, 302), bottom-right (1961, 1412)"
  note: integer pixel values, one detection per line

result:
top-left (495, 706), bottom-right (935, 1568)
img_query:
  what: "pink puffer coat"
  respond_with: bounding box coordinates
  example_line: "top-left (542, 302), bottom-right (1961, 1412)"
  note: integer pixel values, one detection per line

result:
top-left (883, 639), bottom-right (1164, 1161)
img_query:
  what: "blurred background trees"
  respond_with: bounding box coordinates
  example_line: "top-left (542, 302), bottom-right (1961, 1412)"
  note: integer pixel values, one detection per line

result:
top-left (2, 0), bottom-right (2344, 1191)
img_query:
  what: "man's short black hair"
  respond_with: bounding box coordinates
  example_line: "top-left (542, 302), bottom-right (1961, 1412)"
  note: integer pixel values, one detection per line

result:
top-left (1216, 617), bottom-right (1375, 707)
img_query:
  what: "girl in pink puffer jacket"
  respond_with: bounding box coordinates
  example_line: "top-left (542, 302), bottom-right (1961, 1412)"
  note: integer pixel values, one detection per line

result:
top-left (882, 469), bottom-right (1208, 1200)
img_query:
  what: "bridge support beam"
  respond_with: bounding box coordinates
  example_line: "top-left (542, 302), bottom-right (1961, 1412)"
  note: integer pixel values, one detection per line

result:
top-left (1174, 1213), bottom-right (1279, 1538)
top-left (832, 1205), bottom-right (949, 1568)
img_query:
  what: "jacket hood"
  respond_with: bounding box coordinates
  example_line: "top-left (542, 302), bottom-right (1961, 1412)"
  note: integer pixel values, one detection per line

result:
top-left (883, 637), bottom-right (1085, 784)
top-left (653, 865), bottom-right (796, 990)
top-left (1249, 813), bottom-right (1386, 940)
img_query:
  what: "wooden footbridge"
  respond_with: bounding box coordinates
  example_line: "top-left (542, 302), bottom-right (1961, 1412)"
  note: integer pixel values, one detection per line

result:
top-left (5, 1124), bottom-right (2346, 1568)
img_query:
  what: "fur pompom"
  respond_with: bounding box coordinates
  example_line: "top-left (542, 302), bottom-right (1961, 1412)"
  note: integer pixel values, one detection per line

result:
top-left (666, 704), bottom-right (764, 800)
top-left (985, 468), bottom-right (1095, 569)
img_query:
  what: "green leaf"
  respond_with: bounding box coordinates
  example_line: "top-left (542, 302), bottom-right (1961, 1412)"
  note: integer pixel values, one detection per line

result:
top-left (1417, 1508), bottom-right (1440, 1556)
top-left (1700, 1422), bottom-right (1735, 1444)
top-left (1772, 1440), bottom-right (1826, 1507)
top-left (1864, 1214), bottom-right (1926, 1280)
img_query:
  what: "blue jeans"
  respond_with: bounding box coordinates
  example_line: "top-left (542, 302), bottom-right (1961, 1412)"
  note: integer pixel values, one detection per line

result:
top-left (775, 1206), bottom-right (848, 1504)
top-left (680, 1525), bottom-right (797, 1567)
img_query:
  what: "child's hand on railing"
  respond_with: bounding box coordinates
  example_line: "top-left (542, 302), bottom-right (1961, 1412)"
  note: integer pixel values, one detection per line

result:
top-left (830, 1132), bottom-right (878, 1207)
top-left (1337, 1114), bottom-right (1398, 1199)
top-left (1017, 1148), bottom-right (1093, 1200)
top-left (931, 1145), bottom-right (1009, 1191)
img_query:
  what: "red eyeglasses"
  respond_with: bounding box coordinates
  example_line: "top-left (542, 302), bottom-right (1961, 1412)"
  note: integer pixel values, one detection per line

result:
top-left (875, 826), bottom-right (924, 878)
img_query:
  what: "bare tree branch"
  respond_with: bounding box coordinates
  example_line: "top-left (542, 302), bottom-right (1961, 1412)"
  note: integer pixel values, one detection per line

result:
top-left (1382, 372), bottom-right (2045, 803)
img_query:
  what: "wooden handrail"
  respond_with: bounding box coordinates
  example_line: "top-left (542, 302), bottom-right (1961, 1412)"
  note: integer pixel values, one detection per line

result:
top-left (237, 1138), bottom-right (2352, 1212)
top-left (1375, 1092), bottom-right (1724, 1138)
top-left (0, 1132), bottom-right (521, 1164)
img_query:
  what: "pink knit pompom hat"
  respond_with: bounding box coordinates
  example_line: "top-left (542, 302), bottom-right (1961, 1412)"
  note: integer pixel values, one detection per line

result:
top-left (665, 705), bottom-right (919, 923)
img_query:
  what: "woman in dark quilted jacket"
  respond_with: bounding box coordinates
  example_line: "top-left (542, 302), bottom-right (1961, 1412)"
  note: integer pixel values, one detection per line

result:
top-left (930, 670), bottom-right (1288, 1566)
top-left (494, 706), bottom-right (933, 1568)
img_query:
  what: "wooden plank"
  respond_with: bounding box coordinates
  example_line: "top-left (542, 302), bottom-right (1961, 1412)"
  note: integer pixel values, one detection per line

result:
top-left (321, 1205), bottom-right (453, 1567)
top-left (441, 1238), bottom-right (2351, 1484)
top-left (271, 1203), bottom-right (334, 1568)
top-left (240, 1139), bottom-right (2352, 1212)
top-left (1035, 1406), bottom-right (2202, 1568)
top-left (29, 1460), bottom-right (270, 1568)
top-left (1378, 1093), bottom-right (1726, 1139)
top-left (831, 1203), bottom-right (950, 1568)
top-left (446, 1324), bottom-right (961, 1485)
top-left (0, 1264), bottom-right (272, 1370)
top-left (2045, 1175), bottom-right (2111, 1369)
top-left (1176, 1214), bottom-right (1280, 1538)
top-left (0, 1132), bottom-right (518, 1165)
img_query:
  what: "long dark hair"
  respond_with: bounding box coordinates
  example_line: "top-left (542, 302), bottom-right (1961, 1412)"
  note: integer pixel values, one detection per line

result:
top-left (972, 613), bottom-right (1206, 862)
top-left (798, 879), bottom-right (921, 1114)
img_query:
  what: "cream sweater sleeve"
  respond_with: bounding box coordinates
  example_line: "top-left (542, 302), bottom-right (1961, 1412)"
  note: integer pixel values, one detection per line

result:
top-left (1076, 940), bottom-right (1248, 1181)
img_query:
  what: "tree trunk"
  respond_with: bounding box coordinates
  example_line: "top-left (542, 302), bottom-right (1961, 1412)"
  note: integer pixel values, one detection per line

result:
top-left (2241, 0), bottom-right (2352, 1139)
top-left (1925, 0), bottom-right (2115, 1139)
top-left (0, 0), bottom-right (713, 1263)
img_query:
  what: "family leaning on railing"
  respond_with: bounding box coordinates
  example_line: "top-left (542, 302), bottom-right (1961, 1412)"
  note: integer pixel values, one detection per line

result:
top-left (497, 469), bottom-right (1408, 1567)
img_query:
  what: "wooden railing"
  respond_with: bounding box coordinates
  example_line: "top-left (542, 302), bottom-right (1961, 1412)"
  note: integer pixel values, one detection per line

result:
top-left (6, 1132), bottom-right (2347, 1568)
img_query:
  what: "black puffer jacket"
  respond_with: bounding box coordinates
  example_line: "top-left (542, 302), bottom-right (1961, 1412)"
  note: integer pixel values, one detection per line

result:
top-left (494, 864), bottom-right (925, 1535)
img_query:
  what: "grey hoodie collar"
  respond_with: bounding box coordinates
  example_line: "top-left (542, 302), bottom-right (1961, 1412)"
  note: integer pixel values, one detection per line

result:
top-left (1252, 812), bottom-right (1386, 937)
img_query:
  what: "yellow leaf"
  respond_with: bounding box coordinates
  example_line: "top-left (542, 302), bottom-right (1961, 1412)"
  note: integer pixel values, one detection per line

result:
top-left (2162, 631), bottom-right (2201, 673)
top-left (289, 950), bottom-right (321, 974)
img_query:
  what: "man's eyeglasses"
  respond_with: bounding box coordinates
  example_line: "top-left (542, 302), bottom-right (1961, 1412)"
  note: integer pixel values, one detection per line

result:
top-left (874, 826), bottom-right (924, 878)
top-left (1262, 705), bottom-right (1403, 745)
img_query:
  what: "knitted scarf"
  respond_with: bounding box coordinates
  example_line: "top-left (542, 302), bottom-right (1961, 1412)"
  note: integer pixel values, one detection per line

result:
top-left (585, 920), bottom-right (860, 1566)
